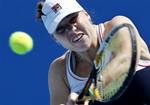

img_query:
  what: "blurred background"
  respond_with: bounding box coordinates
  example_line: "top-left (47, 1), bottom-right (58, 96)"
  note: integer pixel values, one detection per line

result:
top-left (0, 0), bottom-right (149, 105)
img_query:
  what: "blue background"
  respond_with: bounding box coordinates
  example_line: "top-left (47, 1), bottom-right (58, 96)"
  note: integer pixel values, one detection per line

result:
top-left (0, 0), bottom-right (149, 105)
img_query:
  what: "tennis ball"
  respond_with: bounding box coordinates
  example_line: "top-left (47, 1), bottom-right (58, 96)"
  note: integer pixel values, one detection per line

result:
top-left (9, 31), bottom-right (33, 55)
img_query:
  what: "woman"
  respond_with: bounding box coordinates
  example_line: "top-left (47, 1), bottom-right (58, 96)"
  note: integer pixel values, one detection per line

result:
top-left (37, 0), bottom-right (150, 105)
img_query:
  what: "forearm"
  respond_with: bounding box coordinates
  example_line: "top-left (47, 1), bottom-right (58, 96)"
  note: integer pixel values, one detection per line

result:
top-left (101, 54), bottom-right (131, 86)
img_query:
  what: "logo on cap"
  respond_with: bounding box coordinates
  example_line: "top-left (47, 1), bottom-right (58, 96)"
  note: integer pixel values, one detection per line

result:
top-left (51, 3), bottom-right (62, 13)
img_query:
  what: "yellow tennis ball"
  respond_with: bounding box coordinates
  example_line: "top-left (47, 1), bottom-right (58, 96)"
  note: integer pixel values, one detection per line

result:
top-left (9, 31), bottom-right (33, 55)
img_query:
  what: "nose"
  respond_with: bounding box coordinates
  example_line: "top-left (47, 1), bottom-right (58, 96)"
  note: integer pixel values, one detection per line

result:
top-left (66, 23), bottom-right (77, 32)
top-left (72, 25), bottom-right (77, 31)
top-left (66, 24), bottom-right (78, 37)
top-left (72, 24), bottom-right (77, 31)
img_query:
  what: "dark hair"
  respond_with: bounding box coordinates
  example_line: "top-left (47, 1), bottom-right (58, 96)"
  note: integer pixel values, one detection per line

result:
top-left (36, 1), bottom-right (45, 20)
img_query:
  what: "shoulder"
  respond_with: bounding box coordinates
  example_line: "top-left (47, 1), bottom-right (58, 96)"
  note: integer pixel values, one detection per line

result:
top-left (48, 52), bottom-right (68, 80)
top-left (103, 15), bottom-right (138, 39)
top-left (103, 15), bottom-right (135, 31)
top-left (48, 52), bottom-right (70, 104)
top-left (109, 15), bottom-right (134, 26)
top-left (102, 16), bottom-right (138, 53)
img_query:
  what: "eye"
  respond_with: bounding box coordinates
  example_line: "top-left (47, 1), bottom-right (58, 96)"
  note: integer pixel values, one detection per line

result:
top-left (69, 15), bottom-right (77, 24)
top-left (56, 26), bottom-right (66, 34)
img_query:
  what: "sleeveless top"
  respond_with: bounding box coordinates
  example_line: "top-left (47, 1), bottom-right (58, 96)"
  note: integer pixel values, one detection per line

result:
top-left (66, 23), bottom-right (150, 93)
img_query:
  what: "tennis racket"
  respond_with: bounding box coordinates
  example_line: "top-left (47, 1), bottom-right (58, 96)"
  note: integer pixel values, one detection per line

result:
top-left (77, 23), bottom-right (137, 103)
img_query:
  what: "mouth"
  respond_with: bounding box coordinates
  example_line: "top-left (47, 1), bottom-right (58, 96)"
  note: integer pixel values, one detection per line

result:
top-left (72, 33), bottom-right (84, 43)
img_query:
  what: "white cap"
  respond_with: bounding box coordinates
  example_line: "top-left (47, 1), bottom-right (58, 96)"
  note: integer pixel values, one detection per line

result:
top-left (41, 0), bottom-right (84, 34)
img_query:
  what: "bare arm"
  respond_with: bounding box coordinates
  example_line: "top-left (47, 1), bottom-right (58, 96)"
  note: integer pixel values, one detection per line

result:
top-left (102, 16), bottom-right (140, 85)
top-left (108, 16), bottom-right (150, 60)
top-left (48, 55), bottom-right (70, 105)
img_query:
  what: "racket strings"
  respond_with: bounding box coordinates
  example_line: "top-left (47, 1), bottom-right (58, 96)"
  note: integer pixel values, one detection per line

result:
top-left (90, 69), bottom-right (128, 101)
top-left (77, 23), bottom-right (137, 103)
top-left (92, 24), bottom-right (135, 101)
top-left (101, 73), bottom-right (128, 100)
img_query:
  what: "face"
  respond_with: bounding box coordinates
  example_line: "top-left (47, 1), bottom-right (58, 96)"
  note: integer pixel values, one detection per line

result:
top-left (53, 11), bottom-right (96, 52)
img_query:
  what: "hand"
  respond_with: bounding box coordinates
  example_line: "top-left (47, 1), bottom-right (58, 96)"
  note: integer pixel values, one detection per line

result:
top-left (66, 93), bottom-right (90, 105)
top-left (66, 100), bottom-right (89, 105)
top-left (66, 92), bottom-right (79, 105)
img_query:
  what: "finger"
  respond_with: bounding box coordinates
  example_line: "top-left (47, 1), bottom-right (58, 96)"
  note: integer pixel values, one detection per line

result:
top-left (84, 100), bottom-right (89, 105)
top-left (69, 92), bottom-right (79, 102)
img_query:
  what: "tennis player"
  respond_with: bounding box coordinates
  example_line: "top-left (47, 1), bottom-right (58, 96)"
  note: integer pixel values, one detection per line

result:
top-left (37, 0), bottom-right (150, 104)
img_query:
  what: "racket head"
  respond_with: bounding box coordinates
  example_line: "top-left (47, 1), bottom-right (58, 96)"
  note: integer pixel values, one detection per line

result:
top-left (78, 23), bottom-right (138, 103)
